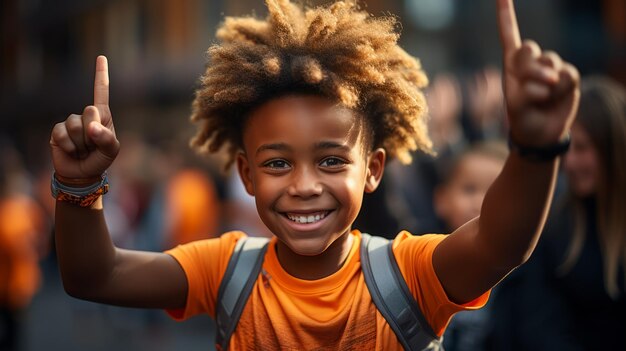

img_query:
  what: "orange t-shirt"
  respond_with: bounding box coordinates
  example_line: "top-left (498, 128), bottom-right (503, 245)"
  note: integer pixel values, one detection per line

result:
top-left (165, 230), bottom-right (489, 350)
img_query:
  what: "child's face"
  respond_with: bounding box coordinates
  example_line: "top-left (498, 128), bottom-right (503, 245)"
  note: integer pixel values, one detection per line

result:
top-left (237, 95), bottom-right (385, 256)
top-left (435, 154), bottom-right (504, 231)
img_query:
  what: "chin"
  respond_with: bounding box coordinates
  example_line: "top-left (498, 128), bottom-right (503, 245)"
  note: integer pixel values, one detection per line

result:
top-left (280, 236), bottom-right (335, 256)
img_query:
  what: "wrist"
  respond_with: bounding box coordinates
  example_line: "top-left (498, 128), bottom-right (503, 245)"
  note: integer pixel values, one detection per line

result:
top-left (51, 172), bottom-right (109, 207)
top-left (508, 132), bottom-right (571, 162)
top-left (54, 173), bottom-right (103, 187)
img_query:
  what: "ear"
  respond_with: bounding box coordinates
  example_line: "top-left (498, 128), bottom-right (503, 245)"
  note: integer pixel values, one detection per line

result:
top-left (236, 152), bottom-right (255, 196)
top-left (364, 148), bottom-right (386, 193)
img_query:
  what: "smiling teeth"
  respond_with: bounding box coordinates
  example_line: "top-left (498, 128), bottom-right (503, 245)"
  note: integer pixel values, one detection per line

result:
top-left (287, 212), bottom-right (327, 224)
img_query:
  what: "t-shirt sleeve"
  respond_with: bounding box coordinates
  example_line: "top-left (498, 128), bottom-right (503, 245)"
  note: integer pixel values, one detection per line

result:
top-left (392, 231), bottom-right (491, 337)
top-left (164, 231), bottom-right (245, 321)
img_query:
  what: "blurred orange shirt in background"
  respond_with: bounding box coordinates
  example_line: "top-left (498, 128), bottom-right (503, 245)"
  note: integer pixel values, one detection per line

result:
top-left (0, 195), bottom-right (45, 310)
top-left (165, 169), bottom-right (220, 247)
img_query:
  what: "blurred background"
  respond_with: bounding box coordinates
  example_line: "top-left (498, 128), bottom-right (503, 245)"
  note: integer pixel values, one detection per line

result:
top-left (1, 0), bottom-right (624, 350)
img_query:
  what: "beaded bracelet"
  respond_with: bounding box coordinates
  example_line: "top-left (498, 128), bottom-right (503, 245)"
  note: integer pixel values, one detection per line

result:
top-left (51, 172), bottom-right (109, 207)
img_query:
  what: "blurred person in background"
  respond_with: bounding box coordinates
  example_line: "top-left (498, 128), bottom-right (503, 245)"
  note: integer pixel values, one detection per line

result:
top-left (464, 67), bottom-right (506, 142)
top-left (380, 72), bottom-right (468, 236)
top-left (162, 151), bottom-right (222, 248)
top-left (434, 142), bottom-right (508, 234)
top-left (487, 76), bottom-right (626, 350)
top-left (433, 142), bottom-right (508, 351)
top-left (382, 68), bottom-right (506, 236)
top-left (0, 140), bottom-right (47, 351)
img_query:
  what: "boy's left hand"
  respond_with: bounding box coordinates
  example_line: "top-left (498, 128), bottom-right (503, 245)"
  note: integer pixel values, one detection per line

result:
top-left (498, 0), bottom-right (580, 147)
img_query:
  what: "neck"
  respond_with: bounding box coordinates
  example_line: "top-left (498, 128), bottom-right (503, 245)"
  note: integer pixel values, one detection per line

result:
top-left (275, 231), bottom-right (354, 280)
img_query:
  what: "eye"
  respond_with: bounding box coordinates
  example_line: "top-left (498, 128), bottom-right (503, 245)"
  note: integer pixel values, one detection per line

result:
top-left (264, 159), bottom-right (291, 169)
top-left (320, 157), bottom-right (347, 168)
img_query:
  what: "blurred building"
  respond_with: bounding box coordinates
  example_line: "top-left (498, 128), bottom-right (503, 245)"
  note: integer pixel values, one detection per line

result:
top-left (2, 0), bottom-right (623, 173)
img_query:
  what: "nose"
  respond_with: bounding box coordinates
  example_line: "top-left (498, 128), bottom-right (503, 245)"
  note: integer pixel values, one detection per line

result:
top-left (287, 165), bottom-right (323, 198)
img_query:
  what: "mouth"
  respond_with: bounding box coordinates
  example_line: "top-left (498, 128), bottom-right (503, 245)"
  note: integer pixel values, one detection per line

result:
top-left (283, 210), bottom-right (332, 224)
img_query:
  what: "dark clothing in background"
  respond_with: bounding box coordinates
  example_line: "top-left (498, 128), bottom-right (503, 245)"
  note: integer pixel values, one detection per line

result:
top-left (487, 197), bottom-right (626, 350)
top-left (0, 307), bottom-right (18, 351)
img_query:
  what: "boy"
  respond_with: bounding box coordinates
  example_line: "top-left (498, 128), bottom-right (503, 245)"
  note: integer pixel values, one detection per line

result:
top-left (49, 0), bottom-right (579, 349)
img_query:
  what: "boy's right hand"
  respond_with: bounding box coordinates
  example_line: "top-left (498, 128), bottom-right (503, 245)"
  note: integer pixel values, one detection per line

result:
top-left (50, 56), bottom-right (119, 180)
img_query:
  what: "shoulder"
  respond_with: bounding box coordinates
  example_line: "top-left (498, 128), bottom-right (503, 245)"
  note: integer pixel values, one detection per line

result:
top-left (163, 231), bottom-right (251, 320)
top-left (389, 231), bottom-right (448, 291)
top-left (391, 231), bottom-right (448, 258)
top-left (164, 231), bottom-right (248, 274)
top-left (167, 231), bottom-right (247, 252)
top-left (388, 231), bottom-right (487, 337)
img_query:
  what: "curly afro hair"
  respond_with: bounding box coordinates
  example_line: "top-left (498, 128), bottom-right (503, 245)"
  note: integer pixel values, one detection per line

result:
top-left (190, 0), bottom-right (431, 168)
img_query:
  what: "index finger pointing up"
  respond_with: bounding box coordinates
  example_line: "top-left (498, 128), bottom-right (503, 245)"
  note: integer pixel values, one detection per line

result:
top-left (94, 55), bottom-right (109, 106)
top-left (497, 0), bottom-right (522, 55)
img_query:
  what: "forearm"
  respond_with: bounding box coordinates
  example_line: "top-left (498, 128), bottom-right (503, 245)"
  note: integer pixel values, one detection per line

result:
top-left (478, 152), bottom-right (559, 270)
top-left (50, 56), bottom-right (188, 309)
top-left (55, 197), bottom-right (118, 298)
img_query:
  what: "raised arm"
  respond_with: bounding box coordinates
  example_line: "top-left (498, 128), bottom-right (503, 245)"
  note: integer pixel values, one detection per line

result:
top-left (432, 0), bottom-right (580, 304)
top-left (51, 56), bottom-right (187, 309)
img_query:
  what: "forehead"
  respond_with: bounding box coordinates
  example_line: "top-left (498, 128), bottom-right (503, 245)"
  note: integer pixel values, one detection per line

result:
top-left (242, 95), bottom-right (362, 151)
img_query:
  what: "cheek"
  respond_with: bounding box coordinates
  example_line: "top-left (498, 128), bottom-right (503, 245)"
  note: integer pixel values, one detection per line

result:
top-left (341, 176), bottom-right (364, 207)
top-left (328, 171), bottom-right (366, 221)
top-left (446, 196), bottom-right (474, 229)
top-left (459, 194), bottom-right (477, 214)
top-left (565, 150), bottom-right (600, 196)
top-left (453, 190), bottom-right (482, 219)
top-left (583, 153), bottom-right (601, 192)
top-left (447, 191), bottom-right (469, 214)
top-left (568, 150), bottom-right (598, 178)
top-left (344, 176), bottom-right (361, 197)
top-left (252, 174), bottom-right (285, 204)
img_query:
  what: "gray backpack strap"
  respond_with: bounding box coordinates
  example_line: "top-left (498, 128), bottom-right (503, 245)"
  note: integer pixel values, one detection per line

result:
top-left (215, 236), bottom-right (270, 351)
top-left (360, 233), bottom-right (443, 351)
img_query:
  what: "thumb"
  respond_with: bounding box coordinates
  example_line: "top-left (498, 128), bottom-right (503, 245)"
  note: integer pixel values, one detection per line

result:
top-left (88, 121), bottom-right (120, 160)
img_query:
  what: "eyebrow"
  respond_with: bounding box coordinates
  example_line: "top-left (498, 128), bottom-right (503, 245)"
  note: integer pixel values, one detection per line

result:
top-left (256, 143), bottom-right (292, 155)
top-left (255, 141), bottom-right (350, 155)
top-left (313, 141), bottom-right (351, 152)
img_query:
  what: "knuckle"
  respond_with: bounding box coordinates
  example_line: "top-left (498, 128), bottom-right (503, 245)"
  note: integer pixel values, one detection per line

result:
top-left (66, 123), bottom-right (83, 134)
top-left (521, 40), bottom-right (539, 51)
top-left (66, 113), bottom-right (81, 122)
top-left (543, 50), bottom-right (559, 58)
top-left (65, 118), bottom-right (83, 133)
top-left (543, 52), bottom-right (562, 65)
top-left (83, 105), bottom-right (96, 115)
top-left (566, 63), bottom-right (580, 80)
top-left (51, 123), bottom-right (67, 139)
